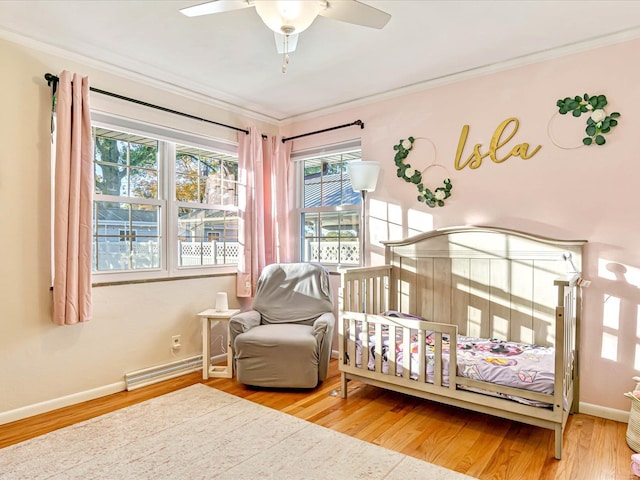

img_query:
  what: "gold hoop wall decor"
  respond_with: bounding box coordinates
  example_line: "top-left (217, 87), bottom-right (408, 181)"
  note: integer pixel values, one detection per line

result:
top-left (555, 93), bottom-right (620, 146)
top-left (393, 136), bottom-right (453, 208)
top-left (546, 112), bottom-right (584, 150)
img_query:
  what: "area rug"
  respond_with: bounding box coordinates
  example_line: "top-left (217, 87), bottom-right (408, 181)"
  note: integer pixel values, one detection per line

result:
top-left (1, 384), bottom-right (475, 479)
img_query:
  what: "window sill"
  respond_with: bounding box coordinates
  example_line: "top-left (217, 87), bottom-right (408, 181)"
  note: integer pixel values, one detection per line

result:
top-left (92, 270), bottom-right (236, 288)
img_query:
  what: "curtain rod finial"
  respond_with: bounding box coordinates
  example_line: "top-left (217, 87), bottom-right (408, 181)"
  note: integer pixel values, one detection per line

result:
top-left (44, 73), bottom-right (57, 86)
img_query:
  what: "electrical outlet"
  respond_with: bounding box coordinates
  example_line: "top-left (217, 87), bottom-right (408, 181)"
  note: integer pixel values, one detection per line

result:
top-left (171, 335), bottom-right (181, 349)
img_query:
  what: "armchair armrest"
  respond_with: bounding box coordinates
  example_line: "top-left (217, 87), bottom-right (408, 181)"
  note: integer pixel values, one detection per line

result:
top-left (230, 310), bottom-right (261, 353)
top-left (313, 312), bottom-right (335, 381)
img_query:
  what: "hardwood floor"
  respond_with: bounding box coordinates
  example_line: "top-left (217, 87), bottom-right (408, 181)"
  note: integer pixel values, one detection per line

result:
top-left (0, 360), bottom-right (634, 480)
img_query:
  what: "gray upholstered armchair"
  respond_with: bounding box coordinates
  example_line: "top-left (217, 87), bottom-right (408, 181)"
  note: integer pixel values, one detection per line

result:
top-left (230, 262), bottom-right (335, 388)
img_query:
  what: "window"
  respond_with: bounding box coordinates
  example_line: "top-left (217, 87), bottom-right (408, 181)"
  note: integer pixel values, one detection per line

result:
top-left (91, 113), bottom-right (238, 281)
top-left (174, 144), bottom-right (239, 267)
top-left (93, 129), bottom-right (162, 272)
top-left (295, 142), bottom-right (362, 266)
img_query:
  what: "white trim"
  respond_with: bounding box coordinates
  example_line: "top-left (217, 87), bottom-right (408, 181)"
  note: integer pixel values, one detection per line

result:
top-left (331, 349), bottom-right (339, 359)
top-left (0, 382), bottom-right (125, 425)
top-left (281, 27), bottom-right (640, 124)
top-left (0, 371), bottom-right (628, 426)
top-left (579, 401), bottom-right (629, 423)
top-left (4, 23), bottom-right (639, 124)
top-left (92, 111), bottom-right (238, 156)
top-left (0, 27), bottom-right (278, 125)
top-left (290, 139), bottom-right (362, 162)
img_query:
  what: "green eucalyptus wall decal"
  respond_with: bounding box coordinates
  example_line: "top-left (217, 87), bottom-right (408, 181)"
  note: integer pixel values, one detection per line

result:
top-left (556, 94), bottom-right (620, 145)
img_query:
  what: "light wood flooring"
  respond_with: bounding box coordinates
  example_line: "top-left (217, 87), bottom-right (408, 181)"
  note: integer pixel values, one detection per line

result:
top-left (0, 360), bottom-right (634, 479)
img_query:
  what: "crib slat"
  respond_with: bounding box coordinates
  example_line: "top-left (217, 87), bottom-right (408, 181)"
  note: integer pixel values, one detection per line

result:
top-left (362, 318), bottom-right (369, 372)
top-left (372, 277), bottom-right (378, 314)
top-left (448, 326), bottom-right (457, 391)
top-left (375, 322), bottom-right (383, 373)
top-left (348, 317), bottom-right (356, 369)
top-left (418, 329), bottom-right (426, 383)
top-left (388, 325), bottom-right (397, 377)
top-left (402, 327), bottom-right (411, 379)
top-left (379, 275), bottom-right (388, 312)
top-left (433, 331), bottom-right (442, 387)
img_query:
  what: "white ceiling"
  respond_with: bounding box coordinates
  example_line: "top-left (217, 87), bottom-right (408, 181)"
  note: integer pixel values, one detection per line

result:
top-left (1, 1), bottom-right (640, 123)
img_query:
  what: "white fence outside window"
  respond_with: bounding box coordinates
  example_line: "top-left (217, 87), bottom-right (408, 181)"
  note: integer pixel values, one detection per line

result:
top-left (179, 241), bottom-right (240, 266)
top-left (304, 240), bottom-right (359, 265)
top-left (95, 240), bottom-right (358, 270)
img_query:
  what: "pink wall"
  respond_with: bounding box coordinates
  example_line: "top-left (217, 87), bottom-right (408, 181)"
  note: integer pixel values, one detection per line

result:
top-left (285, 38), bottom-right (640, 411)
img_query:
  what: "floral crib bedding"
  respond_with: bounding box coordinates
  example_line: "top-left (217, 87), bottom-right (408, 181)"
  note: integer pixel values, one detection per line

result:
top-left (353, 323), bottom-right (556, 408)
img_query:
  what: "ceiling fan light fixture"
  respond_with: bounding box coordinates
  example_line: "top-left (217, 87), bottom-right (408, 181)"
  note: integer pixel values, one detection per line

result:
top-left (255, 0), bottom-right (324, 35)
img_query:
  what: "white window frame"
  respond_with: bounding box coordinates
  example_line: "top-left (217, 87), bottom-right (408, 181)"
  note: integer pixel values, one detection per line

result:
top-left (293, 140), bottom-right (362, 271)
top-left (91, 112), bottom-right (239, 284)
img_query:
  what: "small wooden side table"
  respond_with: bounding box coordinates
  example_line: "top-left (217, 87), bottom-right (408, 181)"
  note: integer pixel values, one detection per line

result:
top-left (197, 308), bottom-right (240, 380)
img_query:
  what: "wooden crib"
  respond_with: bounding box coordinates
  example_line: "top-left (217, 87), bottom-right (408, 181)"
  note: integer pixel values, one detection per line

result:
top-left (338, 226), bottom-right (586, 459)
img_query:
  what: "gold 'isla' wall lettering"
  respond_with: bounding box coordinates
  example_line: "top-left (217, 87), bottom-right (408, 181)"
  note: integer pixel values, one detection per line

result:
top-left (454, 117), bottom-right (542, 170)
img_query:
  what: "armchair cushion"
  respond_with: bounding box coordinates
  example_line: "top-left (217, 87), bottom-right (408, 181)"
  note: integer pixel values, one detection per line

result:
top-left (234, 324), bottom-right (319, 388)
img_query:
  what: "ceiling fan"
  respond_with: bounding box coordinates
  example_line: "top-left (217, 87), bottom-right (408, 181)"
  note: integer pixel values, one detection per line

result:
top-left (180, 0), bottom-right (391, 72)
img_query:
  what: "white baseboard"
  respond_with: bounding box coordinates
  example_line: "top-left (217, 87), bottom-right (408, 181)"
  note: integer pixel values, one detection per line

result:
top-left (579, 402), bottom-right (629, 423)
top-left (3, 359), bottom-right (628, 427)
top-left (0, 381), bottom-right (125, 426)
top-left (0, 355), bottom-right (221, 425)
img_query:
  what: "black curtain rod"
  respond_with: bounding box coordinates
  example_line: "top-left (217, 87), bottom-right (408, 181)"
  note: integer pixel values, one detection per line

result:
top-left (281, 119), bottom-right (364, 143)
top-left (44, 73), bottom-right (269, 139)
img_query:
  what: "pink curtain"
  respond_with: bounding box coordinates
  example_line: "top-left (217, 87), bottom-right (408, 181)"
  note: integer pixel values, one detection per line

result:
top-left (236, 127), bottom-right (266, 297)
top-left (236, 130), bottom-right (292, 297)
top-left (52, 71), bottom-right (93, 325)
top-left (266, 137), bottom-right (292, 264)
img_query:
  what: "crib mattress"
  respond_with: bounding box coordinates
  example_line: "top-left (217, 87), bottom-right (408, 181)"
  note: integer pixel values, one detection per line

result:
top-left (353, 329), bottom-right (555, 407)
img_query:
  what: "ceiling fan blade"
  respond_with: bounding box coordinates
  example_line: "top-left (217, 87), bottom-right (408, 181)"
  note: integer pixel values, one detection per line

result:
top-left (319, 0), bottom-right (391, 29)
top-left (274, 32), bottom-right (299, 54)
top-left (179, 0), bottom-right (253, 17)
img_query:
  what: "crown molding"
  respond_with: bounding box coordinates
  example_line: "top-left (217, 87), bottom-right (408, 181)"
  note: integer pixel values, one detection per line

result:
top-left (281, 26), bottom-right (640, 125)
top-left (0, 27), bottom-right (281, 126)
top-left (3, 24), bottom-right (640, 127)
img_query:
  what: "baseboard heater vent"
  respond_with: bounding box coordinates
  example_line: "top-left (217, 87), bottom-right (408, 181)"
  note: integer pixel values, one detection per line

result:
top-left (125, 355), bottom-right (202, 391)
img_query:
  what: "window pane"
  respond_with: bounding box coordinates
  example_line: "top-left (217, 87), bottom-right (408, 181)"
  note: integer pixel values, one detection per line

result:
top-left (130, 205), bottom-right (160, 269)
top-left (129, 142), bottom-right (158, 169)
top-left (176, 172), bottom-right (199, 202)
top-left (321, 172), bottom-right (344, 207)
top-left (319, 211), bottom-right (340, 237)
top-left (176, 152), bottom-right (200, 175)
top-left (130, 167), bottom-right (158, 199)
top-left (94, 162), bottom-right (125, 195)
top-left (339, 211), bottom-right (360, 264)
top-left (176, 145), bottom-right (238, 206)
top-left (93, 201), bottom-right (160, 271)
top-left (303, 153), bottom-right (361, 208)
top-left (300, 210), bottom-right (359, 265)
top-left (221, 160), bottom-right (238, 206)
top-left (94, 128), bottom-right (158, 198)
top-left (302, 212), bottom-right (319, 239)
top-left (178, 207), bottom-right (238, 266)
top-left (303, 159), bottom-right (322, 208)
top-left (94, 136), bottom-right (126, 165)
